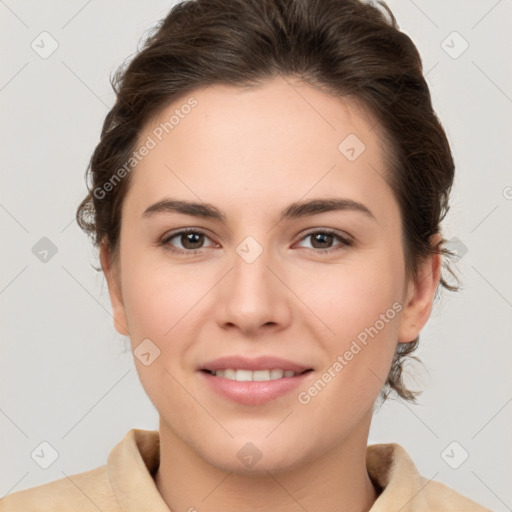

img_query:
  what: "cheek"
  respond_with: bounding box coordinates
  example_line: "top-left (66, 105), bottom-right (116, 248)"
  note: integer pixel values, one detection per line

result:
top-left (297, 251), bottom-right (404, 394)
top-left (119, 257), bottom-right (206, 408)
top-left (120, 254), bottom-right (211, 341)
top-left (299, 253), bottom-right (404, 339)
top-left (292, 264), bottom-right (403, 446)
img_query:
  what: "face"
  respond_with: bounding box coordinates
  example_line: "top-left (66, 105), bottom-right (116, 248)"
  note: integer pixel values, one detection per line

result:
top-left (101, 75), bottom-right (440, 473)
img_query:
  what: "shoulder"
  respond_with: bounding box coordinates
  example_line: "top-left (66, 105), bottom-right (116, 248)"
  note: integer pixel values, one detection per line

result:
top-left (0, 465), bottom-right (120, 512)
top-left (366, 443), bottom-right (491, 512)
top-left (418, 477), bottom-right (491, 512)
top-left (0, 428), bottom-right (159, 512)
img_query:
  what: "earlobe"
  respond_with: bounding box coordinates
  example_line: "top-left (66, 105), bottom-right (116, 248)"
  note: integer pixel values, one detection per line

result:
top-left (99, 243), bottom-right (130, 336)
top-left (397, 234), bottom-right (443, 344)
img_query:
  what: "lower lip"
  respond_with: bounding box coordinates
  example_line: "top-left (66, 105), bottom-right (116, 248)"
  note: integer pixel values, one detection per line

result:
top-left (199, 371), bottom-right (312, 405)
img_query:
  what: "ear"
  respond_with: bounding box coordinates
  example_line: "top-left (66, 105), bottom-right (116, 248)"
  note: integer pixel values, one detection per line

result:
top-left (397, 233), bottom-right (442, 343)
top-left (99, 242), bottom-right (130, 336)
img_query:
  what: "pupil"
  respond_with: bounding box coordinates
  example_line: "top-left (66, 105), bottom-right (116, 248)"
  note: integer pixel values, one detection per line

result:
top-left (313, 233), bottom-right (332, 248)
top-left (183, 233), bottom-right (203, 249)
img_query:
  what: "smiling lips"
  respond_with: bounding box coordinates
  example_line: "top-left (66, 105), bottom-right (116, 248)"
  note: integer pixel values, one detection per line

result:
top-left (201, 354), bottom-right (312, 373)
top-left (207, 368), bottom-right (304, 381)
top-left (199, 355), bottom-right (314, 405)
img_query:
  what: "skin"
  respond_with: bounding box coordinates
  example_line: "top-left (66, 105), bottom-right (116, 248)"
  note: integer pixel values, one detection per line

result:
top-left (100, 75), bottom-right (441, 512)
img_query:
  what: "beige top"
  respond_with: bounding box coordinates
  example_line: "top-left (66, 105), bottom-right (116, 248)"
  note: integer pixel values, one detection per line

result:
top-left (0, 429), bottom-right (490, 511)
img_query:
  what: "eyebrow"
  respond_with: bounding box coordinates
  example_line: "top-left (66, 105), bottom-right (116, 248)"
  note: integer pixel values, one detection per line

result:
top-left (141, 197), bottom-right (376, 222)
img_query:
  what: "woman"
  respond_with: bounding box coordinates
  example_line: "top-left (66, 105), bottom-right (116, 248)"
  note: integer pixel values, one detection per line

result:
top-left (1, 0), bottom-right (491, 510)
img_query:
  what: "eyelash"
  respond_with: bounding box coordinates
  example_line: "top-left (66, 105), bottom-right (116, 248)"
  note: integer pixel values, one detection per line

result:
top-left (160, 228), bottom-right (354, 256)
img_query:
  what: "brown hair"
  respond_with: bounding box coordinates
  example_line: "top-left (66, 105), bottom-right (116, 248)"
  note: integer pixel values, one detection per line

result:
top-left (76, 0), bottom-right (460, 402)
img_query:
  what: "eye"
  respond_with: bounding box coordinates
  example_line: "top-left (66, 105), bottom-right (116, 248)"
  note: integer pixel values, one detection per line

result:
top-left (295, 229), bottom-right (353, 253)
top-left (160, 228), bottom-right (353, 256)
top-left (161, 229), bottom-right (217, 254)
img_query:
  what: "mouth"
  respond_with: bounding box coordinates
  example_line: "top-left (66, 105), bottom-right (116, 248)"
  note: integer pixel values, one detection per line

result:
top-left (198, 355), bottom-right (315, 404)
top-left (200, 368), bottom-right (313, 381)
top-left (198, 355), bottom-right (315, 405)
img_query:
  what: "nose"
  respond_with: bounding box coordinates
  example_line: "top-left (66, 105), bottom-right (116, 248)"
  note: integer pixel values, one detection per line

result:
top-left (215, 242), bottom-right (292, 337)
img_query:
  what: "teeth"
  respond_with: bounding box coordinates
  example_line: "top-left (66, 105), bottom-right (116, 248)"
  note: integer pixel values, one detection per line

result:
top-left (224, 369), bottom-right (236, 380)
top-left (270, 369), bottom-right (284, 379)
top-left (212, 369), bottom-right (299, 381)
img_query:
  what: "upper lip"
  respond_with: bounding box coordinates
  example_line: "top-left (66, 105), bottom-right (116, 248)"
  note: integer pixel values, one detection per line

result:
top-left (200, 355), bottom-right (313, 373)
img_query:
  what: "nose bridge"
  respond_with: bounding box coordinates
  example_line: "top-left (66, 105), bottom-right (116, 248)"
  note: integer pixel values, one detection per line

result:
top-left (216, 234), bottom-right (289, 332)
top-left (231, 235), bottom-right (275, 303)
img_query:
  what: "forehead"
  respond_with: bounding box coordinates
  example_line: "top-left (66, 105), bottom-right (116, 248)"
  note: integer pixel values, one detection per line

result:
top-left (124, 76), bottom-right (395, 220)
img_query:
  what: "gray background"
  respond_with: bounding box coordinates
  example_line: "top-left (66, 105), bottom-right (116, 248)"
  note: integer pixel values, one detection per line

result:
top-left (1, 0), bottom-right (511, 510)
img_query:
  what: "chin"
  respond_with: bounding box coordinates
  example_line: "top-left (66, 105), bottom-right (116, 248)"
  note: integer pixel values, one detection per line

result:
top-left (192, 433), bottom-right (316, 475)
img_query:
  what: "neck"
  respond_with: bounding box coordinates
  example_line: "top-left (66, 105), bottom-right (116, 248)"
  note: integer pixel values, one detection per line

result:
top-left (154, 412), bottom-right (379, 512)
